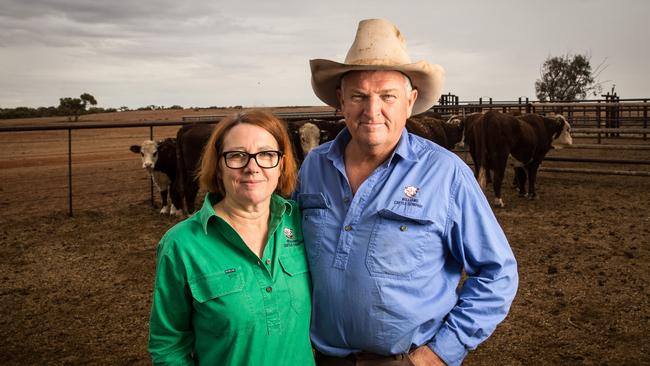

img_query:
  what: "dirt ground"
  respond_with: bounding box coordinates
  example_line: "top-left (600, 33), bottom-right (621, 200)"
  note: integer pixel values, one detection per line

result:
top-left (1, 108), bottom-right (649, 365)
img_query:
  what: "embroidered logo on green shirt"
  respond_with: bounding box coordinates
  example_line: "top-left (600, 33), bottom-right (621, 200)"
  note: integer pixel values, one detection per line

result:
top-left (283, 228), bottom-right (294, 239)
top-left (283, 227), bottom-right (302, 247)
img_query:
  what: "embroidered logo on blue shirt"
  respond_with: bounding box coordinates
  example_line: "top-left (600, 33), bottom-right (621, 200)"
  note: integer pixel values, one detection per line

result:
top-left (404, 185), bottom-right (419, 198)
top-left (394, 185), bottom-right (423, 208)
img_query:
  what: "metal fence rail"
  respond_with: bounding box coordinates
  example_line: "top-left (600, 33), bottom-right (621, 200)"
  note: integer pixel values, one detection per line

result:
top-left (2, 105), bottom-right (649, 216)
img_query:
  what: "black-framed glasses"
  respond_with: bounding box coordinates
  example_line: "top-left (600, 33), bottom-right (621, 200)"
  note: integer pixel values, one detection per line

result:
top-left (222, 150), bottom-right (283, 169)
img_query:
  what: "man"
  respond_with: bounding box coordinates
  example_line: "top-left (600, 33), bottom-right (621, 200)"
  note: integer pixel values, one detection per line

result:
top-left (296, 19), bottom-right (518, 366)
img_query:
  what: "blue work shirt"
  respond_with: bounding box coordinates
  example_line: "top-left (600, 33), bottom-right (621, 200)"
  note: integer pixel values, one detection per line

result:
top-left (295, 128), bottom-right (518, 366)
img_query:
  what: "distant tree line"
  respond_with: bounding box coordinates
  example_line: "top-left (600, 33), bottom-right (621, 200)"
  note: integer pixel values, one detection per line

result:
top-left (0, 93), bottom-right (189, 120)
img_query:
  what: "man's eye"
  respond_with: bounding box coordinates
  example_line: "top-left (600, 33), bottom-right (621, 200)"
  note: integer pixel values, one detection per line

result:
top-left (382, 95), bottom-right (396, 102)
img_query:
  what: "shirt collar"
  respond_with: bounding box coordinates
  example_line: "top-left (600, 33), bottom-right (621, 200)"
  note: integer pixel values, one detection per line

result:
top-left (326, 126), bottom-right (419, 163)
top-left (199, 192), bottom-right (292, 235)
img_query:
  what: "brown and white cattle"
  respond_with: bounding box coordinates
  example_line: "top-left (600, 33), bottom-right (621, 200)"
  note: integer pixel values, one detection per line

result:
top-left (406, 116), bottom-right (465, 150)
top-left (287, 119), bottom-right (346, 163)
top-left (129, 138), bottom-right (182, 216)
top-left (466, 110), bottom-right (572, 207)
top-left (448, 112), bottom-right (484, 150)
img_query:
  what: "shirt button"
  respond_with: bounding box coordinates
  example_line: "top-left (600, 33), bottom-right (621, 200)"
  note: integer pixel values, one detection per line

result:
top-left (343, 196), bottom-right (350, 203)
top-left (266, 287), bottom-right (273, 293)
top-left (400, 225), bottom-right (408, 231)
top-left (265, 259), bottom-right (271, 265)
top-left (344, 225), bottom-right (352, 231)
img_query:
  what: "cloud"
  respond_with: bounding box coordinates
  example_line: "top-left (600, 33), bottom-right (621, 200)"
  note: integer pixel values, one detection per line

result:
top-left (0, 0), bottom-right (647, 108)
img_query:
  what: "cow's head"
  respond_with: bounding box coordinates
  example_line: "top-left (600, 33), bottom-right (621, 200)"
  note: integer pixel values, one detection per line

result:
top-left (129, 140), bottom-right (159, 172)
top-left (551, 115), bottom-right (573, 149)
top-left (446, 115), bottom-right (465, 149)
top-left (298, 122), bottom-right (320, 157)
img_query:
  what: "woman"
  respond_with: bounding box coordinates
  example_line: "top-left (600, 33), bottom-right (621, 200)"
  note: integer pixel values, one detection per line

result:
top-left (148, 110), bottom-right (314, 366)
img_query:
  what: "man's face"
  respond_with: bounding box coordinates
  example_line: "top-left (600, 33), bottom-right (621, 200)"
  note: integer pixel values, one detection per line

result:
top-left (337, 70), bottom-right (418, 152)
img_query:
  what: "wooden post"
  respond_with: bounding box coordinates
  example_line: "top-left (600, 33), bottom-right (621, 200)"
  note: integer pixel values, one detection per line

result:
top-left (596, 105), bottom-right (602, 144)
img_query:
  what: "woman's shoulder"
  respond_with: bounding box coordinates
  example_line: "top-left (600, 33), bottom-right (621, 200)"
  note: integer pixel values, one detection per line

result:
top-left (157, 216), bottom-right (204, 256)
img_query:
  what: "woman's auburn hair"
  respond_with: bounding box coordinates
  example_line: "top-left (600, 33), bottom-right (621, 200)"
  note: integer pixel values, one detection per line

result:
top-left (197, 109), bottom-right (298, 198)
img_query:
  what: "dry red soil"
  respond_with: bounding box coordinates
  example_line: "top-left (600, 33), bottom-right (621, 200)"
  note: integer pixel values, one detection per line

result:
top-left (1, 108), bottom-right (649, 365)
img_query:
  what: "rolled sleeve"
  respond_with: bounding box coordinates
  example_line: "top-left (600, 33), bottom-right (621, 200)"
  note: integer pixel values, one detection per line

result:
top-left (428, 325), bottom-right (468, 366)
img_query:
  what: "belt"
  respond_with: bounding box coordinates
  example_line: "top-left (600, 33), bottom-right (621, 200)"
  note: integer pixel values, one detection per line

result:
top-left (316, 349), bottom-right (411, 361)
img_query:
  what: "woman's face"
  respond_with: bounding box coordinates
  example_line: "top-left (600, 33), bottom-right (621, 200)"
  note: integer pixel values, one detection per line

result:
top-left (219, 123), bottom-right (282, 207)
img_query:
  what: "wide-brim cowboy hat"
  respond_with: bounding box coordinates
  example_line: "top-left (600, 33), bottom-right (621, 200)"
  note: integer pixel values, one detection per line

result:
top-left (310, 18), bottom-right (445, 115)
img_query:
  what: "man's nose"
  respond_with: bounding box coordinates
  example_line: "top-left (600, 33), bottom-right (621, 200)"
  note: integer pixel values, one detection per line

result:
top-left (363, 96), bottom-right (382, 120)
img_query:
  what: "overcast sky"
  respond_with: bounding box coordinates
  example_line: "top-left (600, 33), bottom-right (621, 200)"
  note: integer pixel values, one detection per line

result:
top-left (1, 0), bottom-right (647, 109)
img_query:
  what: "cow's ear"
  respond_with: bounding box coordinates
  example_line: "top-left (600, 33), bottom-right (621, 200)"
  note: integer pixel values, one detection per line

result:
top-left (130, 145), bottom-right (141, 153)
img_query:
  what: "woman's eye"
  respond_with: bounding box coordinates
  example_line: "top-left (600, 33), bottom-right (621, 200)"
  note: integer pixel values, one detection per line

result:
top-left (228, 152), bottom-right (247, 159)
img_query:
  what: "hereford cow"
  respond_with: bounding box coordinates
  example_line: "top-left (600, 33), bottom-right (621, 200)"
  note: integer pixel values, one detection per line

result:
top-left (406, 116), bottom-right (464, 150)
top-left (448, 112), bottom-right (483, 150)
top-left (287, 121), bottom-right (320, 163)
top-left (467, 110), bottom-right (572, 207)
top-left (287, 119), bottom-right (346, 163)
top-left (129, 138), bottom-right (183, 216)
top-left (176, 123), bottom-right (215, 214)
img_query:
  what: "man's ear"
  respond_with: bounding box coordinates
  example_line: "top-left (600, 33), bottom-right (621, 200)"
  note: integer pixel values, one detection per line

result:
top-left (336, 87), bottom-right (344, 109)
top-left (406, 88), bottom-right (418, 118)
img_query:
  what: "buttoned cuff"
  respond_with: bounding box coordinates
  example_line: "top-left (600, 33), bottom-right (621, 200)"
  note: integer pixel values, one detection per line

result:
top-left (428, 326), bottom-right (468, 366)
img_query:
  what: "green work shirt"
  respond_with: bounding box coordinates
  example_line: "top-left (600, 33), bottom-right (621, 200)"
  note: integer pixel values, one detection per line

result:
top-left (148, 193), bottom-right (315, 366)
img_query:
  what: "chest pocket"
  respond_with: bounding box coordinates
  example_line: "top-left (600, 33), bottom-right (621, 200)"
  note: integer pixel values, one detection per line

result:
top-left (298, 193), bottom-right (330, 262)
top-left (188, 270), bottom-right (254, 332)
top-left (279, 253), bottom-right (311, 315)
top-left (366, 208), bottom-right (435, 278)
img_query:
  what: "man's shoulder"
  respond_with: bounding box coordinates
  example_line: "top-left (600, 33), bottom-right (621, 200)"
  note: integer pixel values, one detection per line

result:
top-left (300, 140), bottom-right (335, 168)
top-left (407, 132), bottom-right (464, 168)
top-left (310, 139), bottom-right (335, 155)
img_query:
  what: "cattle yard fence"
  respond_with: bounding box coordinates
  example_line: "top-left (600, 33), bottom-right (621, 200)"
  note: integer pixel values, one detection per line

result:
top-left (0, 112), bottom-right (339, 217)
top-left (1, 104), bottom-right (648, 216)
top-left (434, 98), bottom-right (649, 139)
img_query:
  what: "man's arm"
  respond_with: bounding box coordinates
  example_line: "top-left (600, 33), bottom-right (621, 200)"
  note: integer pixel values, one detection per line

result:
top-left (429, 165), bottom-right (519, 366)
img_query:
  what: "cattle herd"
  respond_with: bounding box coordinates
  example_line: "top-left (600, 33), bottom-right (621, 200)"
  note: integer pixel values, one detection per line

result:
top-left (130, 110), bottom-right (573, 214)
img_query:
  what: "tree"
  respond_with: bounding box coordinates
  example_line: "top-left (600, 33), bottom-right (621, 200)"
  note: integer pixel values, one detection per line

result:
top-left (535, 53), bottom-right (606, 102)
top-left (80, 93), bottom-right (97, 109)
top-left (58, 92), bottom-right (98, 121)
